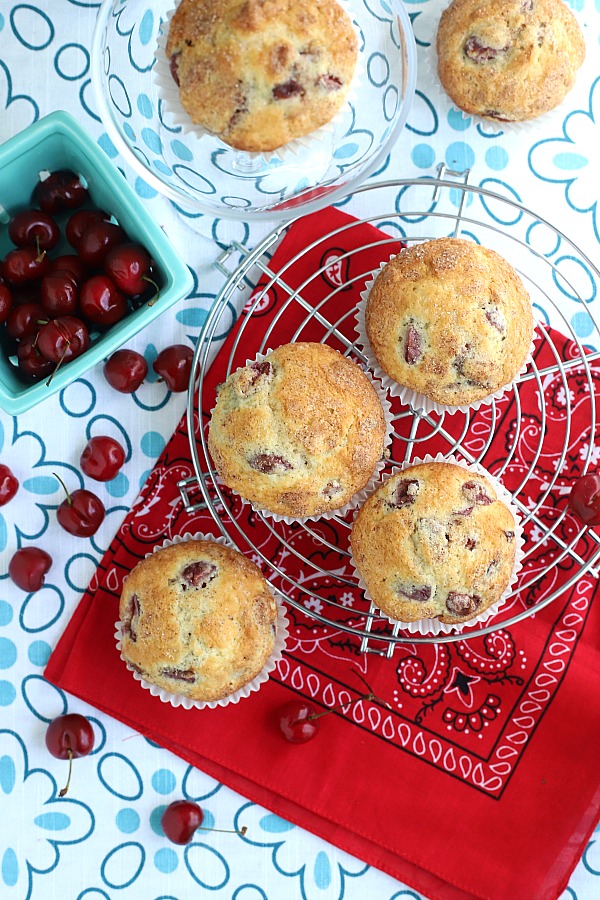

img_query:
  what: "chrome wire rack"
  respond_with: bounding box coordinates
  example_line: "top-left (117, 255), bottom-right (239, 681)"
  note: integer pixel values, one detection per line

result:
top-left (182, 167), bottom-right (600, 652)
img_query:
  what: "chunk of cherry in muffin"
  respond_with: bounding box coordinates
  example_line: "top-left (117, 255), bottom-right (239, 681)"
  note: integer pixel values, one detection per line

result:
top-left (235, 360), bottom-right (273, 396)
top-left (121, 593), bottom-right (141, 642)
top-left (403, 320), bottom-right (424, 365)
top-left (177, 559), bottom-right (218, 590)
top-left (248, 452), bottom-right (294, 475)
top-left (463, 36), bottom-right (509, 63)
top-left (386, 477), bottom-right (420, 509)
top-left (445, 590), bottom-right (482, 618)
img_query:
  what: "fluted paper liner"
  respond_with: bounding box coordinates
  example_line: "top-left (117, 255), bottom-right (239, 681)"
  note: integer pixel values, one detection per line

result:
top-left (116, 531), bottom-right (288, 709)
top-left (349, 453), bottom-right (525, 636)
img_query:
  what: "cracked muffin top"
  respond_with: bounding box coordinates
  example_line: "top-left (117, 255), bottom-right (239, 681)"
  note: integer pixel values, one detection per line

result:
top-left (436, 0), bottom-right (585, 122)
top-left (119, 540), bottom-right (277, 702)
top-left (207, 342), bottom-right (387, 518)
top-left (165, 0), bottom-right (358, 152)
top-left (350, 462), bottom-right (518, 626)
top-left (364, 237), bottom-right (534, 408)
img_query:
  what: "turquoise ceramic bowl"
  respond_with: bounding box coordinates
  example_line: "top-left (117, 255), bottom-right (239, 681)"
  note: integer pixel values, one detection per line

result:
top-left (0, 110), bottom-right (193, 415)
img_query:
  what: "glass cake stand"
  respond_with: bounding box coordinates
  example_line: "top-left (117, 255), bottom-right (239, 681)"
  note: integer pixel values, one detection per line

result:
top-left (91, 0), bottom-right (417, 221)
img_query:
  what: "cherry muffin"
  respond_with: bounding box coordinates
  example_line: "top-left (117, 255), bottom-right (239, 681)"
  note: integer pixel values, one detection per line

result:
top-left (364, 237), bottom-right (534, 408)
top-left (118, 539), bottom-right (278, 702)
top-left (350, 461), bottom-right (519, 626)
top-left (165, 0), bottom-right (358, 152)
top-left (208, 342), bottom-right (388, 519)
top-left (436, 0), bottom-right (585, 122)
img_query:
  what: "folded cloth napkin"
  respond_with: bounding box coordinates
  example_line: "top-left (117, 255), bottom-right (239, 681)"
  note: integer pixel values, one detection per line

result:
top-left (46, 208), bottom-right (600, 900)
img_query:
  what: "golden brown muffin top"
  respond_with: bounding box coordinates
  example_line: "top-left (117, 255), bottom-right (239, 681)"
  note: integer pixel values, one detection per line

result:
top-left (365, 237), bottom-right (534, 407)
top-left (436, 0), bottom-right (585, 122)
top-left (208, 342), bottom-right (387, 518)
top-left (350, 462), bottom-right (517, 625)
top-left (119, 540), bottom-right (277, 701)
top-left (166, 0), bottom-right (357, 151)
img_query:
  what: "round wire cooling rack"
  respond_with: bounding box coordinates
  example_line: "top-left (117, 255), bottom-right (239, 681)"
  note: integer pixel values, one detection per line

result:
top-left (182, 168), bottom-right (600, 651)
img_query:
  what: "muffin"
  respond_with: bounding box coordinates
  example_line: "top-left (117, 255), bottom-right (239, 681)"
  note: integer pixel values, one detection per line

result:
top-left (350, 462), bottom-right (518, 625)
top-left (436, 0), bottom-right (585, 122)
top-left (118, 539), bottom-right (278, 702)
top-left (364, 238), bottom-right (534, 408)
top-left (165, 0), bottom-right (358, 152)
top-left (208, 342), bottom-right (388, 518)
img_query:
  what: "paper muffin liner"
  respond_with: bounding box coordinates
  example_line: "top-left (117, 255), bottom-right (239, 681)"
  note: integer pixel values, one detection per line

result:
top-left (355, 254), bottom-right (538, 417)
top-left (421, 0), bottom-right (592, 137)
top-left (153, 1), bottom-right (362, 166)
top-left (115, 531), bottom-right (289, 710)
top-left (209, 348), bottom-right (394, 525)
top-left (349, 453), bottom-right (525, 636)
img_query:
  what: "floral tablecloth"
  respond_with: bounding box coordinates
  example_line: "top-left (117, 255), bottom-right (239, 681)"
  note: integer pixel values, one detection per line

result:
top-left (1, 2), bottom-right (599, 899)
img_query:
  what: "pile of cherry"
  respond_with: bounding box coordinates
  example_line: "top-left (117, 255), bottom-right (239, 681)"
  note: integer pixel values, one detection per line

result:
top-left (0, 169), bottom-right (160, 383)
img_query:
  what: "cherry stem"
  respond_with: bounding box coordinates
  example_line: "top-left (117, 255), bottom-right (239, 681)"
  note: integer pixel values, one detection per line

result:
top-left (35, 235), bottom-right (46, 264)
top-left (45, 340), bottom-right (71, 388)
top-left (142, 274), bottom-right (160, 307)
top-left (303, 692), bottom-right (377, 723)
top-left (296, 670), bottom-right (392, 725)
top-left (53, 471), bottom-right (72, 506)
top-left (58, 748), bottom-right (73, 798)
top-left (197, 825), bottom-right (248, 837)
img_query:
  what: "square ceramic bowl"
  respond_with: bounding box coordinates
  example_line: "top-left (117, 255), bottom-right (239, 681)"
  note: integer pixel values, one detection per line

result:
top-left (0, 110), bottom-right (193, 415)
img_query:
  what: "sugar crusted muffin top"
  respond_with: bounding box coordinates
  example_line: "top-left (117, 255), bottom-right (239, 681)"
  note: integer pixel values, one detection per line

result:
top-left (436, 0), bottom-right (585, 122)
top-left (119, 540), bottom-right (277, 702)
top-left (165, 0), bottom-right (358, 152)
top-left (350, 462), bottom-right (518, 625)
top-left (207, 342), bottom-right (387, 518)
top-left (365, 237), bottom-right (534, 407)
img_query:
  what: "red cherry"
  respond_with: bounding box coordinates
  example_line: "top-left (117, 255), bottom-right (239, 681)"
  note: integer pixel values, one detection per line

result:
top-left (45, 713), bottom-right (95, 797)
top-left (77, 222), bottom-right (127, 268)
top-left (277, 700), bottom-right (321, 743)
top-left (8, 209), bottom-right (60, 251)
top-left (6, 302), bottom-right (46, 341)
top-left (8, 546), bottom-right (52, 592)
top-left (104, 242), bottom-right (155, 295)
top-left (80, 435), bottom-right (126, 481)
top-left (3, 246), bottom-right (51, 285)
top-left (37, 316), bottom-right (90, 364)
top-left (161, 801), bottom-right (204, 845)
top-left (9, 283), bottom-right (41, 307)
top-left (0, 465), bottom-right (19, 506)
top-left (48, 254), bottom-right (88, 285)
top-left (80, 275), bottom-right (127, 327)
top-left (66, 208), bottom-right (110, 247)
top-left (17, 337), bottom-right (55, 380)
top-left (0, 284), bottom-right (14, 324)
top-left (103, 348), bottom-right (148, 393)
top-left (153, 344), bottom-right (194, 392)
top-left (41, 272), bottom-right (79, 318)
top-left (55, 474), bottom-right (105, 537)
top-left (569, 473), bottom-right (600, 526)
top-left (34, 170), bottom-right (89, 214)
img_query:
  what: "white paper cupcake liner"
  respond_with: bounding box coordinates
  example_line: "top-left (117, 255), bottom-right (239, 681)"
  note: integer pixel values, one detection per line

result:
top-left (350, 453), bottom-right (525, 635)
top-left (355, 254), bottom-right (538, 416)
top-left (421, 0), bottom-right (592, 136)
top-left (210, 348), bottom-right (394, 525)
top-left (115, 531), bottom-right (289, 710)
top-left (153, 2), bottom-right (362, 166)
